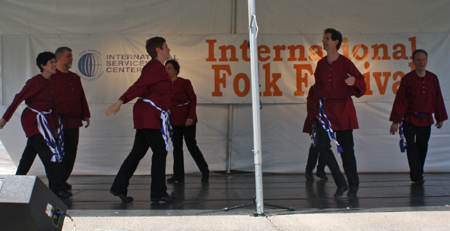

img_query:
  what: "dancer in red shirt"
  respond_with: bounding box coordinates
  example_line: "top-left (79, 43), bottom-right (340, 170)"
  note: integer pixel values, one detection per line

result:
top-left (390, 49), bottom-right (447, 185)
top-left (106, 37), bottom-right (175, 203)
top-left (52, 47), bottom-right (91, 190)
top-left (15, 47), bottom-right (91, 192)
top-left (165, 60), bottom-right (209, 183)
top-left (309, 28), bottom-right (366, 197)
top-left (0, 52), bottom-right (71, 198)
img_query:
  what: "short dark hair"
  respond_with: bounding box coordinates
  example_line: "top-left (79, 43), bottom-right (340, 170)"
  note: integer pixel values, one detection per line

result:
top-left (36, 52), bottom-right (56, 72)
top-left (146, 37), bottom-right (166, 59)
top-left (412, 49), bottom-right (428, 61)
top-left (324, 28), bottom-right (343, 50)
top-left (55, 46), bottom-right (72, 57)
top-left (165, 59), bottom-right (180, 75)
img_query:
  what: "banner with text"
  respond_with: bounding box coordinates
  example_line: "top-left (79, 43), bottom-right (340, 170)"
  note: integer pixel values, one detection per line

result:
top-left (3, 33), bottom-right (450, 104)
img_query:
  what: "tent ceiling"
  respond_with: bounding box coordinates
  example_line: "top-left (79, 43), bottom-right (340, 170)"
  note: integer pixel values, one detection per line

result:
top-left (1, 0), bottom-right (450, 36)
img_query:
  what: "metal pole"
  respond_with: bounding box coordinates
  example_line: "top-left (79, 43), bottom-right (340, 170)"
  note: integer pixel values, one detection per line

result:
top-left (226, 0), bottom-right (236, 174)
top-left (226, 104), bottom-right (234, 174)
top-left (225, 0), bottom-right (237, 174)
top-left (247, 0), bottom-right (264, 215)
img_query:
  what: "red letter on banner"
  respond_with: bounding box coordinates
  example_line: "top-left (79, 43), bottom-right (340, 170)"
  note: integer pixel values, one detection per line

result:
top-left (293, 64), bottom-right (313, 96)
top-left (233, 73), bottom-right (250, 97)
top-left (212, 65), bottom-right (231, 97)
top-left (262, 63), bottom-right (282, 96)
top-left (206, 40), bottom-right (217, 62)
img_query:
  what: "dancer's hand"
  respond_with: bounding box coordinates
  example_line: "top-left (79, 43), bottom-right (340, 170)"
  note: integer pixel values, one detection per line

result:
top-left (106, 100), bottom-right (123, 116)
top-left (390, 122), bottom-right (399, 134)
top-left (345, 73), bottom-right (355, 86)
top-left (435, 121), bottom-right (444, 129)
top-left (0, 118), bottom-right (6, 129)
top-left (84, 118), bottom-right (91, 128)
top-left (186, 118), bottom-right (194, 126)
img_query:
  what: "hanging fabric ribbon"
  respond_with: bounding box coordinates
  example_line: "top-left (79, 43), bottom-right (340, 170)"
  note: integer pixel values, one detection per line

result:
top-left (175, 101), bottom-right (190, 107)
top-left (27, 107), bottom-right (64, 162)
top-left (139, 97), bottom-right (173, 151)
top-left (57, 114), bottom-right (65, 157)
top-left (399, 122), bottom-right (408, 153)
top-left (310, 120), bottom-right (318, 147)
top-left (318, 99), bottom-right (343, 153)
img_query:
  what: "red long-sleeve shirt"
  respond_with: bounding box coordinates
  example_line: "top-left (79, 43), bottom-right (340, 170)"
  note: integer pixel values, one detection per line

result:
top-left (2, 74), bottom-right (58, 138)
top-left (119, 59), bottom-right (172, 129)
top-left (310, 55), bottom-right (366, 131)
top-left (389, 70), bottom-right (448, 126)
top-left (52, 69), bottom-right (90, 129)
top-left (170, 77), bottom-right (198, 126)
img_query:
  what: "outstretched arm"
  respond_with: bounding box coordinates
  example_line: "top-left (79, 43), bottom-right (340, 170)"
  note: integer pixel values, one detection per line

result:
top-left (105, 100), bottom-right (124, 116)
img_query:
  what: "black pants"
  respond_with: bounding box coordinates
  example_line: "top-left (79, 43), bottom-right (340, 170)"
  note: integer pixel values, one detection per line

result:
top-left (15, 139), bottom-right (37, 175)
top-left (316, 125), bottom-right (359, 187)
top-left (16, 134), bottom-right (65, 192)
top-left (305, 145), bottom-right (327, 173)
top-left (16, 128), bottom-right (79, 183)
top-left (60, 128), bottom-right (79, 182)
top-left (402, 121), bottom-right (431, 182)
top-left (111, 129), bottom-right (168, 198)
top-left (171, 125), bottom-right (209, 178)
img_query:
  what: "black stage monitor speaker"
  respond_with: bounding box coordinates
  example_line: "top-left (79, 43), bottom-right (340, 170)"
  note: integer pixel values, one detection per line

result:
top-left (0, 175), bottom-right (67, 231)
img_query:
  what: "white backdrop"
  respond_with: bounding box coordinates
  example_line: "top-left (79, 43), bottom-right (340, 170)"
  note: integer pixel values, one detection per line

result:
top-left (1, 0), bottom-right (450, 175)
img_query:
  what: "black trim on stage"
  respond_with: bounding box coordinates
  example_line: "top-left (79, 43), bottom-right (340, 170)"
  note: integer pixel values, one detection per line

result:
top-left (40, 173), bottom-right (450, 216)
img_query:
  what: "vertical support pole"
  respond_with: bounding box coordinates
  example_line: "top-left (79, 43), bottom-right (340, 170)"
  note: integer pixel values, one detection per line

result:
top-left (226, 104), bottom-right (234, 174)
top-left (247, 0), bottom-right (264, 215)
top-left (225, 0), bottom-right (237, 174)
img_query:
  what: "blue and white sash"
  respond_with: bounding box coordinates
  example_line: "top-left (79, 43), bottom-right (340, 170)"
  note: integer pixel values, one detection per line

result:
top-left (175, 101), bottom-right (190, 107)
top-left (139, 98), bottom-right (173, 151)
top-left (27, 107), bottom-right (64, 162)
top-left (310, 120), bottom-right (318, 147)
top-left (398, 122), bottom-right (408, 153)
top-left (58, 114), bottom-right (65, 157)
top-left (318, 99), bottom-right (343, 153)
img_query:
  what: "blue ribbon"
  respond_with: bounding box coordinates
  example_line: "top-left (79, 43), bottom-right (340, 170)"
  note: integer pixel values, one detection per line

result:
top-left (399, 122), bottom-right (408, 153)
top-left (139, 97), bottom-right (173, 151)
top-left (27, 107), bottom-right (64, 162)
top-left (318, 99), bottom-right (343, 153)
top-left (175, 101), bottom-right (190, 107)
top-left (310, 120), bottom-right (318, 147)
top-left (57, 114), bottom-right (65, 157)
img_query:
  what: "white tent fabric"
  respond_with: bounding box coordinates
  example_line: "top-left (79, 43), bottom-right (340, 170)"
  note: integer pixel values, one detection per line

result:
top-left (0, 139), bottom-right (16, 175)
top-left (1, 0), bottom-right (450, 175)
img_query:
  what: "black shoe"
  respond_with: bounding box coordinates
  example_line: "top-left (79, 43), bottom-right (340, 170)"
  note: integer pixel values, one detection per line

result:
top-left (110, 190), bottom-right (133, 203)
top-left (412, 179), bottom-right (425, 186)
top-left (151, 193), bottom-right (176, 203)
top-left (334, 186), bottom-right (349, 198)
top-left (167, 176), bottom-right (185, 183)
top-left (305, 172), bottom-right (314, 182)
top-left (347, 186), bottom-right (359, 197)
top-left (202, 170), bottom-right (209, 182)
top-left (55, 190), bottom-right (72, 198)
top-left (316, 171), bottom-right (328, 181)
top-left (64, 182), bottom-right (72, 190)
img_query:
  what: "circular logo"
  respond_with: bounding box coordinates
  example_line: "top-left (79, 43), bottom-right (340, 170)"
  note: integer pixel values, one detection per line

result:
top-left (78, 53), bottom-right (102, 77)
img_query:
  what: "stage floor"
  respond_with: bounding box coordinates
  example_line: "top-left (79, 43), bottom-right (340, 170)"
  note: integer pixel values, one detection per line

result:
top-left (51, 173), bottom-right (450, 216)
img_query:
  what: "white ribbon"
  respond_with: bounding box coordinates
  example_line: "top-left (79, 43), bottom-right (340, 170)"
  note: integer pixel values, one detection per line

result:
top-left (139, 98), bottom-right (173, 151)
top-left (318, 99), bottom-right (343, 153)
top-left (27, 107), bottom-right (64, 162)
